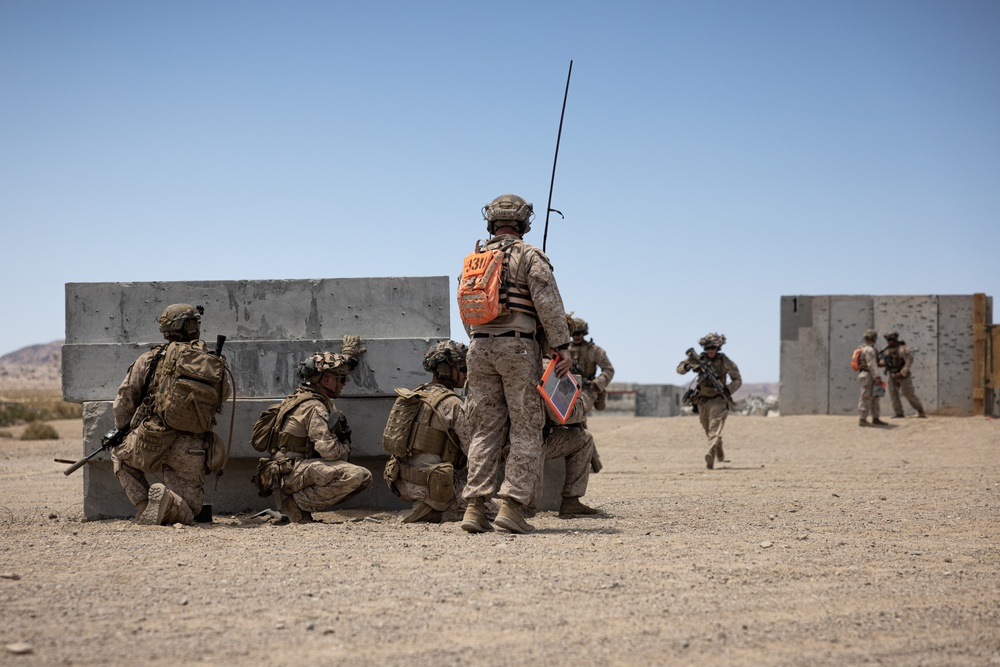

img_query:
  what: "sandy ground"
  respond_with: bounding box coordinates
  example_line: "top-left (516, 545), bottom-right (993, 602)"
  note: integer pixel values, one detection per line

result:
top-left (1, 414), bottom-right (998, 666)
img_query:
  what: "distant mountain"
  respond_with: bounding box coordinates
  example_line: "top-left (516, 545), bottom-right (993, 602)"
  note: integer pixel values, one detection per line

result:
top-left (0, 340), bottom-right (63, 392)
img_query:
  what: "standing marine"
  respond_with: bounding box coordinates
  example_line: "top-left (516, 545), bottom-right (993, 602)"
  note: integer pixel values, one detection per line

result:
top-left (567, 313), bottom-right (615, 410)
top-left (460, 193), bottom-right (573, 534)
top-left (882, 331), bottom-right (927, 419)
top-left (676, 333), bottom-right (742, 469)
top-left (855, 329), bottom-right (886, 427)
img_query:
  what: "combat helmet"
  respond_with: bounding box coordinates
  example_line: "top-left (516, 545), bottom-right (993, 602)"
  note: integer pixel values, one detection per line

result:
top-left (298, 351), bottom-right (355, 383)
top-left (863, 329), bottom-right (878, 342)
top-left (423, 340), bottom-right (468, 375)
top-left (884, 330), bottom-right (900, 342)
top-left (569, 315), bottom-right (589, 337)
top-left (699, 333), bottom-right (726, 349)
top-left (482, 194), bottom-right (534, 235)
top-left (158, 304), bottom-right (203, 341)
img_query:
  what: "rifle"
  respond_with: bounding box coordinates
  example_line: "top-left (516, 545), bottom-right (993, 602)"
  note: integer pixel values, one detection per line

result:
top-left (63, 426), bottom-right (129, 476)
top-left (685, 348), bottom-right (736, 408)
top-left (542, 60), bottom-right (573, 254)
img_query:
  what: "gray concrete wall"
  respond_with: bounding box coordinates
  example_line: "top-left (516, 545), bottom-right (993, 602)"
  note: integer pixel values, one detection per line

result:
top-left (779, 294), bottom-right (991, 416)
top-left (65, 277), bottom-right (450, 519)
top-left (635, 384), bottom-right (685, 417)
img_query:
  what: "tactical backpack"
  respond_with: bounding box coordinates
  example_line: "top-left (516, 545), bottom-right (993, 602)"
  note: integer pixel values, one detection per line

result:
top-left (850, 346), bottom-right (864, 372)
top-left (382, 384), bottom-right (456, 458)
top-left (458, 240), bottom-right (509, 326)
top-left (250, 391), bottom-right (319, 454)
top-left (152, 340), bottom-right (229, 434)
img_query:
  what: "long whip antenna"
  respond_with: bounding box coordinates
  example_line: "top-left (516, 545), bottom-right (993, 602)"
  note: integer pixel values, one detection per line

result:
top-left (543, 60), bottom-right (573, 253)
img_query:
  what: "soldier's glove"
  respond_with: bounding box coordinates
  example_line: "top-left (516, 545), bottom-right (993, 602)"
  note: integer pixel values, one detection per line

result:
top-left (341, 335), bottom-right (366, 360)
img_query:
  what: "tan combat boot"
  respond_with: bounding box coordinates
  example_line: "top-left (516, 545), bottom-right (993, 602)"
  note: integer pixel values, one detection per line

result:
top-left (559, 496), bottom-right (601, 516)
top-left (495, 499), bottom-right (535, 534)
top-left (460, 497), bottom-right (493, 533)
top-left (281, 497), bottom-right (313, 524)
top-left (715, 443), bottom-right (725, 462)
top-left (136, 483), bottom-right (170, 526)
top-left (401, 501), bottom-right (436, 524)
top-left (858, 419), bottom-right (870, 427)
top-left (705, 453), bottom-right (714, 469)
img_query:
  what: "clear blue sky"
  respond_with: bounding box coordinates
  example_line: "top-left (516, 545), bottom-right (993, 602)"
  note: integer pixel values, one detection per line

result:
top-left (1, 1), bottom-right (997, 384)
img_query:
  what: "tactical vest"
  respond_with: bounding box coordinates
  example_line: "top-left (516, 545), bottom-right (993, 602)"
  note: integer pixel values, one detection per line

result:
top-left (383, 383), bottom-right (461, 463)
top-left (570, 341), bottom-right (598, 380)
top-left (275, 386), bottom-right (331, 456)
top-left (883, 345), bottom-right (905, 374)
top-left (501, 241), bottom-right (539, 319)
top-left (697, 354), bottom-right (728, 397)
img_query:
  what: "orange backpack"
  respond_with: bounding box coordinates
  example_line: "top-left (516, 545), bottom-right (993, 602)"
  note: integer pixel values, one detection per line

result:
top-left (850, 346), bottom-right (864, 372)
top-left (457, 241), bottom-right (509, 326)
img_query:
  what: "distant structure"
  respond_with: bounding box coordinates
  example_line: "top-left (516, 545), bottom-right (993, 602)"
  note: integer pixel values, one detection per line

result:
top-left (63, 278), bottom-right (449, 519)
top-left (780, 294), bottom-right (997, 416)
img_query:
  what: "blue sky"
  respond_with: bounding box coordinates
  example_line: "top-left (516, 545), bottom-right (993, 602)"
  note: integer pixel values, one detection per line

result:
top-left (1, 1), bottom-right (997, 384)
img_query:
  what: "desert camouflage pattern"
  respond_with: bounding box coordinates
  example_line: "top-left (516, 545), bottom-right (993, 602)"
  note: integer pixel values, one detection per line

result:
top-left (676, 352), bottom-right (742, 458)
top-left (157, 303), bottom-right (201, 335)
top-left (699, 332), bottom-right (726, 348)
top-left (112, 346), bottom-right (211, 524)
top-left (463, 336), bottom-right (546, 506)
top-left (276, 388), bottom-right (372, 511)
top-left (884, 342), bottom-right (925, 416)
top-left (569, 339), bottom-right (615, 392)
top-left (483, 193), bottom-right (534, 234)
top-left (463, 230), bottom-right (570, 508)
top-left (465, 235), bottom-right (571, 349)
top-left (423, 340), bottom-right (468, 374)
top-left (532, 388), bottom-right (597, 506)
top-left (393, 388), bottom-right (471, 513)
top-left (856, 343), bottom-right (881, 420)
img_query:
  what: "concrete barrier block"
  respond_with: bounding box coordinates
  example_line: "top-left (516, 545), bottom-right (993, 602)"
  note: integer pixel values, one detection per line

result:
top-left (875, 295), bottom-right (939, 413)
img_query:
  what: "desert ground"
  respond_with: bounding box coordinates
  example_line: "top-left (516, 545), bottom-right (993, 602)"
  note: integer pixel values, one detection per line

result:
top-left (1, 413), bottom-right (998, 666)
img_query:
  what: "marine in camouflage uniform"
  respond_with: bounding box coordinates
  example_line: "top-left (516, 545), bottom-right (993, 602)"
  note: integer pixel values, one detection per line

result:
top-left (567, 314), bottom-right (615, 410)
top-left (882, 331), bottom-right (927, 419)
top-left (112, 304), bottom-right (231, 526)
top-left (536, 385), bottom-right (603, 516)
top-left (263, 340), bottom-right (373, 523)
top-left (676, 333), bottom-right (742, 469)
top-left (855, 329), bottom-right (886, 427)
top-left (385, 341), bottom-right (472, 524)
top-left (460, 194), bottom-right (573, 534)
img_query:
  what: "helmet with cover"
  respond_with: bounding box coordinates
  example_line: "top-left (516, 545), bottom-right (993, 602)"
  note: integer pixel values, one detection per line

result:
top-left (298, 351), bottom-right (355, 383)
top-left (863, 329), bottom-right (878, 342)
top-left (423, 340), bottom-right (468, 377)
top-left (884, 330), bottom-right (900, 342)
top-left (158, 304), bottom-right (203, 341)
top-left (698, 332), bottom-right (726, 349)
top-left (482, 194), bottom-right (534, 235)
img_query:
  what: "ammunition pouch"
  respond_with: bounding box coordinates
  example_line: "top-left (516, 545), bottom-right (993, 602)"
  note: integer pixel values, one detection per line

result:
top-left (383, 457), bottom-right (401, 497)
top-left (392, 460), bottom-right (456, 503)
top-left (204, 431), bottom-right (228, 474)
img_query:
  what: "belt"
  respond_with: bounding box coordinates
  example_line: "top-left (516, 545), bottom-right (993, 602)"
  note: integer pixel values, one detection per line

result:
top-left (471, 331), bottom-right (535, 340)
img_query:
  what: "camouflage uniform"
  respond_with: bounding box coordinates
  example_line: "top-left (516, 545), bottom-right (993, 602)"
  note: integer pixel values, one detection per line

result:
top-left (387, 382), bottom-right (470, 518)
top-left (676, 335), bottom-right (741, 468)
top-left (883, 335), bottom-right (926, 418)
top-left (534, 388), bottom-right (598, 508)
top-left (463, 238), bottom-right (571, 513)
top-left (856, 333), bottom-right (883, 425)
top-left (569, 336), bottom-right (615, 407)
top-left (272, 385), bottom-right (372, 513)
top-left (112, 346), bottom-right (226, 524)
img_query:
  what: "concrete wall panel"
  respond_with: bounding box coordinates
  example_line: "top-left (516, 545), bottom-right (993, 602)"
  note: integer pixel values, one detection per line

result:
top-left (938, 295), bottom-right (975, 415)
top-left (779, 296), bottom-right (829, 414)
top-left (635, 384), bottom-right (684, 417)
top-left (65, 277), bottom-right (450, 344)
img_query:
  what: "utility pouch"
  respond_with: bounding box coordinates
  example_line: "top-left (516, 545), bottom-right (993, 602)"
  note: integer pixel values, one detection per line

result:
top-left (132, 418), bottom-right (178, 473)
top-left (426, 462), bottom-right (455, 503)
top-left (383, 457), bottom-right (401, 497)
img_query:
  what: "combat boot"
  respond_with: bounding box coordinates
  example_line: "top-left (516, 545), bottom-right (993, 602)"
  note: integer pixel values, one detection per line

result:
top-left (559, 496), bottom-right (601, 516)
top-left (858, 419), bottom-right (870, 427)
top-left (281, 497), bottom-right (313, 524)
top-left (460, 497), bottom-right (493, 533)
top-left (893, 413), bottom-right (905, 419)
top-left (872, 418), bottom-right (887, 426)
top-left (132, 500), bottom-right (148, 525)
top-left (917, 412), bottom-right (927, 419)
top-left (401, 501), bottom-right (436, 524)
top-left (705, 453), bottom-right (714, 469)
top-left (136, 483), bottom-right (170, 526)
top-left (495, 499), bottom-right (535, 534)
top-left (716, 443), bottom-right (725, 462)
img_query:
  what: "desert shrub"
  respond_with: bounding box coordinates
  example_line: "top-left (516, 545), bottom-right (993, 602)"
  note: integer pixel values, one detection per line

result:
top-left (0, 429), bottom-right (12, 439)
top-left (20, 422), bottom-right (59, 440)
top-left (0, 403), bottom-right (44, 426)
top-left (49, 402), bottom-right (83, 419)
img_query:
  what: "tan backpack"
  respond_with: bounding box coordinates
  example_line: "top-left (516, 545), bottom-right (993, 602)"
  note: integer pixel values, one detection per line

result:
top-left (152, 340), bottom-right (229, 434)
